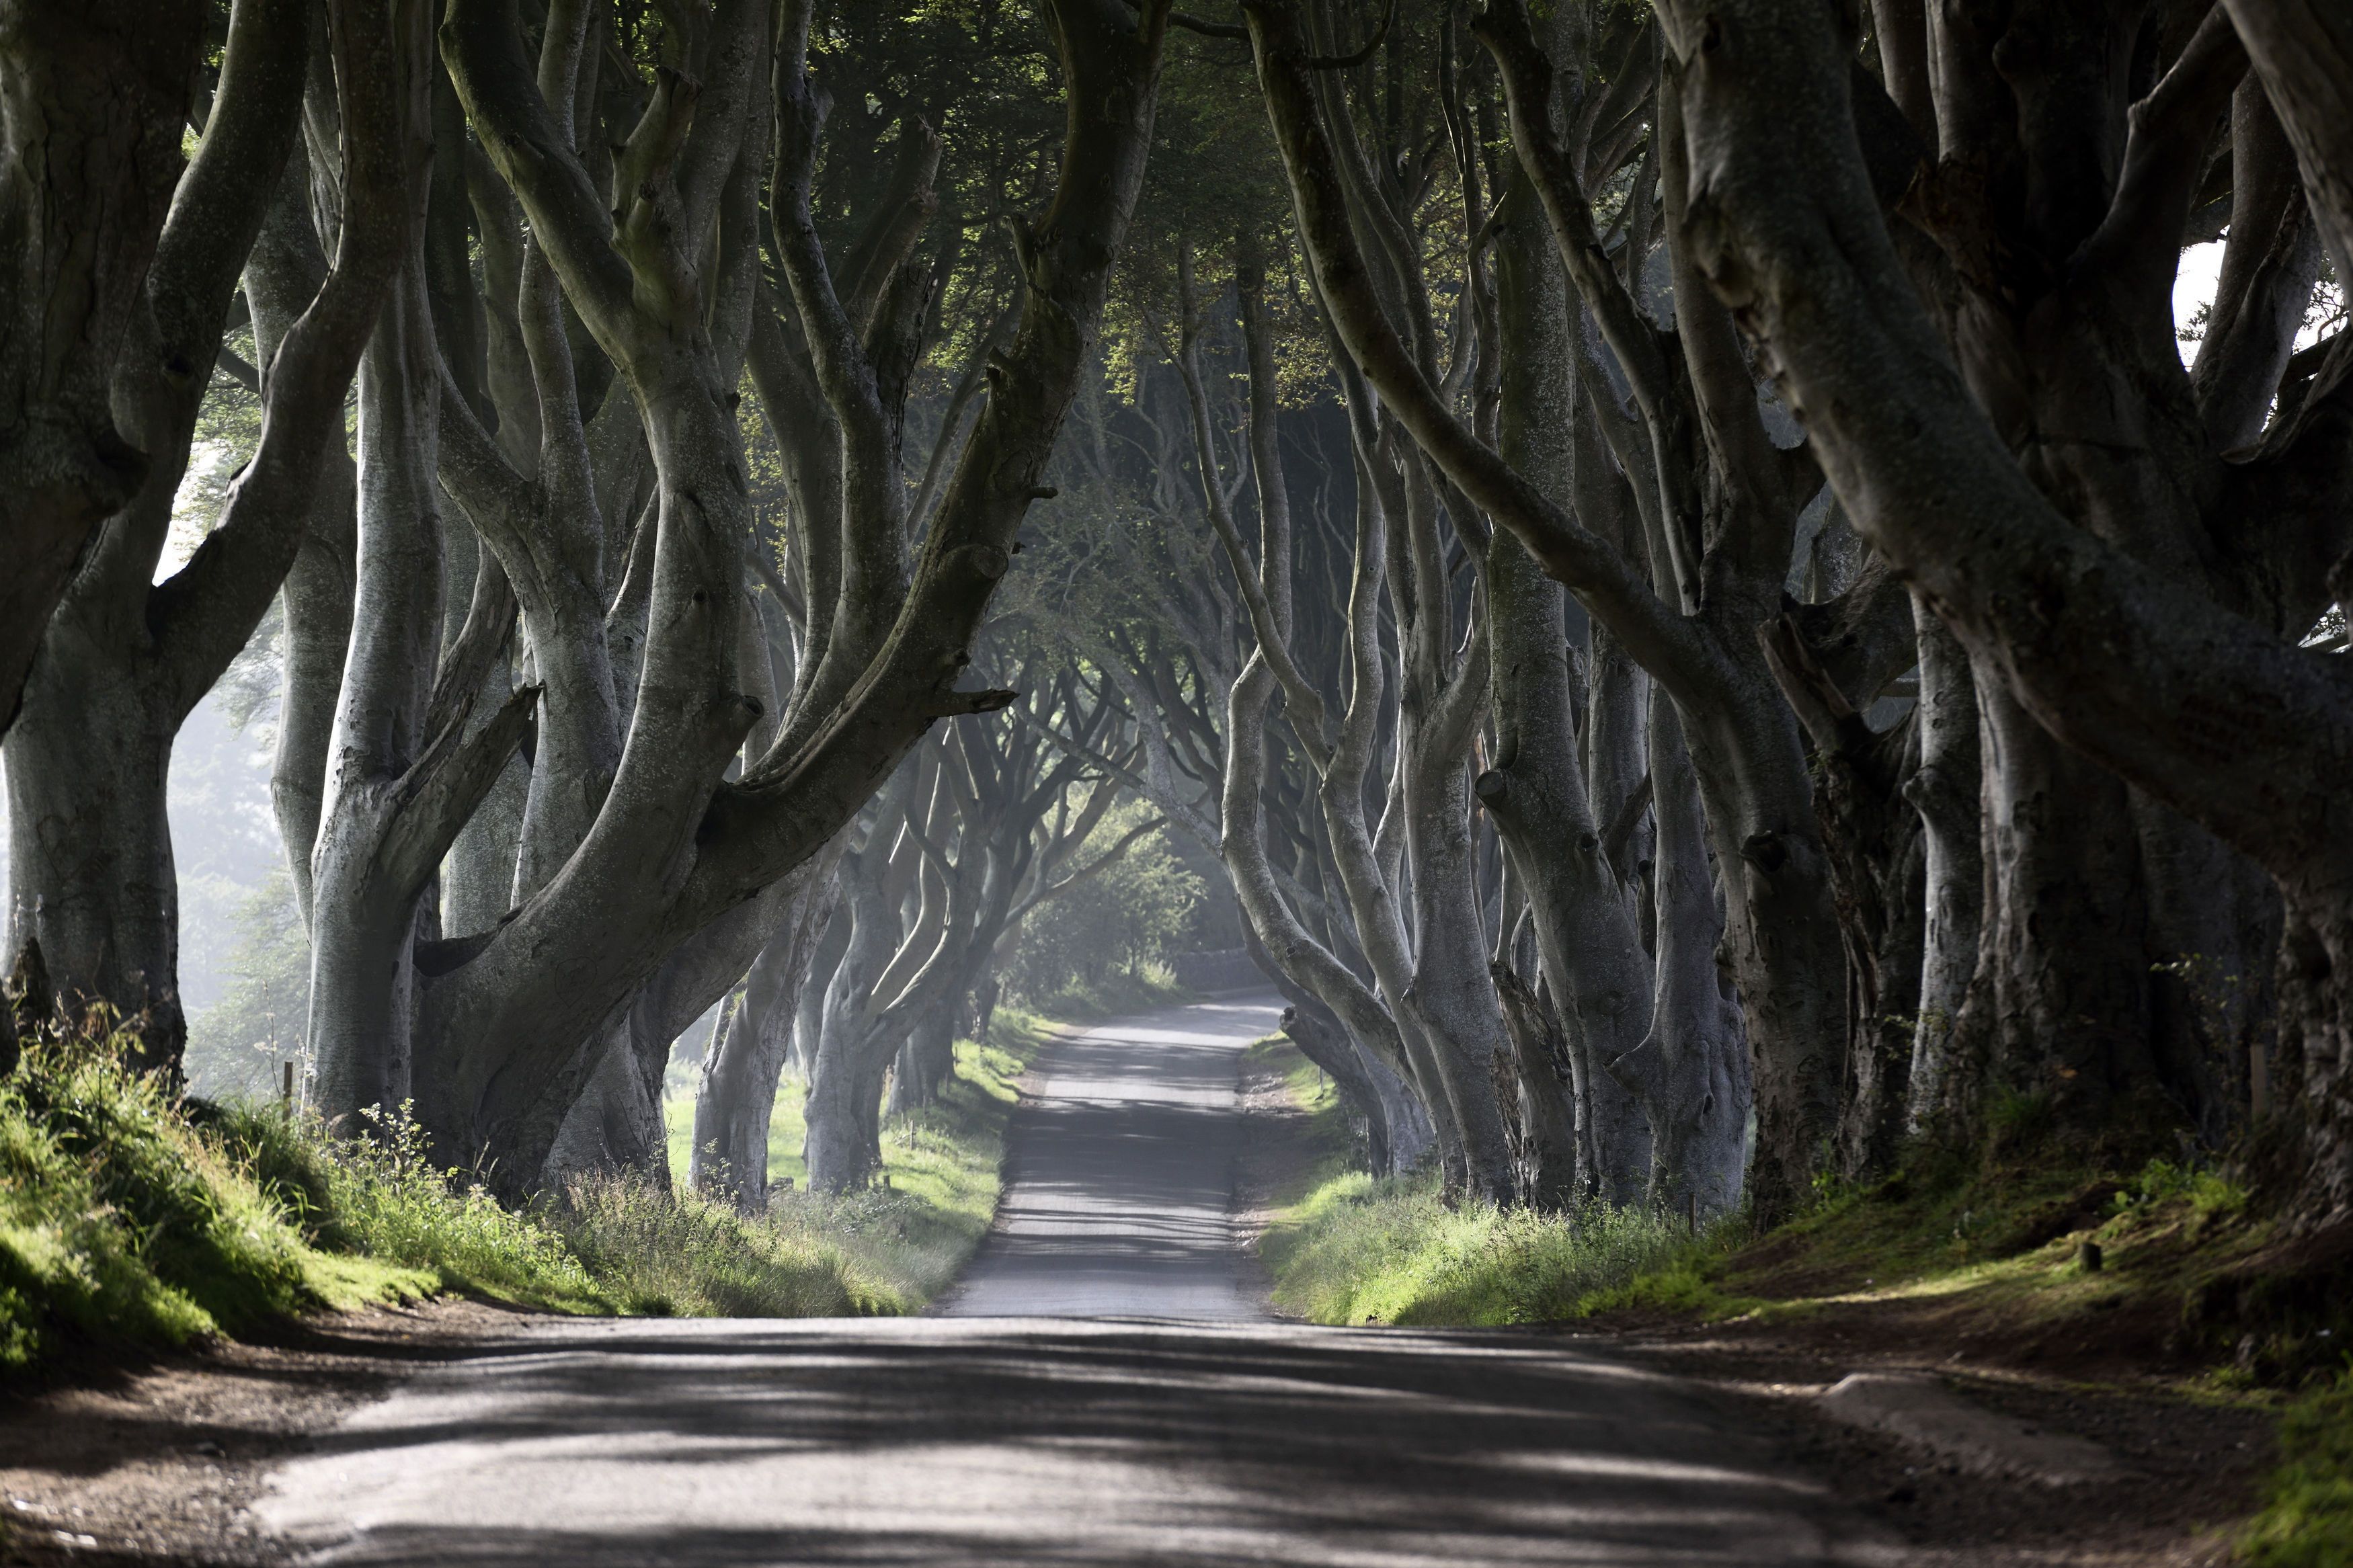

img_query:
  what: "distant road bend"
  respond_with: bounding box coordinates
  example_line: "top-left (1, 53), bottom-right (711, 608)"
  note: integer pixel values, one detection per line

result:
top-left (260, 993), bottom-right (1887, 1565)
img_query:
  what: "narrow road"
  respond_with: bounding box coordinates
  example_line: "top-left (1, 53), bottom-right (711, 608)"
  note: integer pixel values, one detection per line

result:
top-left (258, 994), bottom-right (1888, 1566)
top-left (937, 993), bottom-right (1275, 1318)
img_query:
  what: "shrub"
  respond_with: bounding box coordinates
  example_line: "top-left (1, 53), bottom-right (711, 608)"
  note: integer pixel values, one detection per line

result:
top-left (1006, 800), bottom-right (1202, 999)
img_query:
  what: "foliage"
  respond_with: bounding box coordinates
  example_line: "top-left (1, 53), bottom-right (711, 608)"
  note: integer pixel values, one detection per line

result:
top-left (1005, 800), bottom-right (1203, 999)
top-left (2243, 1372), bottom-right (2353, 1567)
top-left (167, 668), bottom-right (289, 1021)
top-left (165, 330), bottom-right (264, 571)
top-left (184, 865), bottom-right (312, 1101)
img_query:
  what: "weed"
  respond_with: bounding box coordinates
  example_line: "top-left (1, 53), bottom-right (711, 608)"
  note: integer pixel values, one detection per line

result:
top-left (1988, 1087), bottom-right (2057, 1151)
top-left (553, 1174), bottom-right (884, 1316)
top-left (213, 1100), bottom-right (600, 1309)
top-left (2113, 1155), bottom-right (2246, 1220)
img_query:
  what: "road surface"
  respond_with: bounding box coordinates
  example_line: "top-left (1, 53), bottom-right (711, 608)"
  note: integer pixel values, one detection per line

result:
top-left (936, 992), bottom-right (1275, 1317)
top-left (258, 994), bottom-right (1888, 1565)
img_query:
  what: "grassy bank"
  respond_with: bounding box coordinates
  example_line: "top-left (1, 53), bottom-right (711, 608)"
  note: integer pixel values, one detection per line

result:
top-left (3, 1024), bottom-right (440, 1374)
top-left (1250, 1039), bottom-right (2353, 1559)
top-left (1, 1001), bottom-right (1072, 1378)
top-left (1249, 1036), bottom-right (1698, 1325)
top-left (662, 1005), bottom-right (1060, 1308)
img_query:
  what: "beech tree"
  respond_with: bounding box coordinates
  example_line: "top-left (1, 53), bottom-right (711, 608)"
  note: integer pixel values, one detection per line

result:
top-left (1645, 0), bottom-right (2352, 1231)
top-left (3, 0), bottom-right (407, 1067)
top-left (0, 1), bottom-right (208, 737)
top-left (3, 0), bottom-right (1175, 1199)
top-left (13, 0), bottom-right (2340, 1252)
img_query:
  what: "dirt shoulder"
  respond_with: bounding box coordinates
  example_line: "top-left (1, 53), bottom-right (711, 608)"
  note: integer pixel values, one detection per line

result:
top-left (1577, 1315), bottom-right (2269, 1567)
top-left (1231, 1043), bottom-right (2272, 1567)
top-left (0, 1297), bottom-right (543, 1567)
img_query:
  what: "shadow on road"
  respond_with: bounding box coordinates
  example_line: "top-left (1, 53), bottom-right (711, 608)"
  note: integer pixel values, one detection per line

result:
top-left (257, 995), bottom-right (1884, 1565)
top-left (264, 1317), bottom-right (1879, 1566)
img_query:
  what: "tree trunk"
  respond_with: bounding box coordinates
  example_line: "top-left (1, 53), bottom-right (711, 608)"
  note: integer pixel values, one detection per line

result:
top-left (3, 653), bottom-right (182, 1063)
top-left (1645, 0), bottom-right (2353, 1229)
top-left (1761, 610), bottom-right (1925, 1182)
top-left (1933, 683), bottom-right (2159, 1151)
top-left (1491, 963), bottom-right (1583, 1209)
top-left (889, 1005), bottom-right (957, 1116)
top-left (1482, 166), bottom-right (1655, 1204)
top-left (0, 0), bottom-right (206, 737)
top-left (691, 849), bottom-right (842, 1208)
top-left (307, 263), bottom-right (446, 1124)
top-left (1615, 691), bottom-right (1751, 1217)
top-left (1903, 600), bottom-right (1980, 1129)
top-left (1398, 699), bottom-right (1522, 1207)
top-left (2, 0), bottom-right (332, 1069)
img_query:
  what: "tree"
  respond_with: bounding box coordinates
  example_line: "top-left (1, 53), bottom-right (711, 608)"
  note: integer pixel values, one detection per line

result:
top-left (1647, 0), bottom-right (2352, 1233)
top-left (0, 0), bottom-right (206, 737)
top-left (4, 0), bottom-right (412, 1068)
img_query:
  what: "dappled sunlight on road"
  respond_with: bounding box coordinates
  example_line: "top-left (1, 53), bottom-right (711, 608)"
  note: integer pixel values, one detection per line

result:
top-left (938, 995), bottom-right (1279, 1320)
top-left (257, 996), bottom-right (1890, 1567)
top-left (259, 1317), bottom-right (1886, 1567)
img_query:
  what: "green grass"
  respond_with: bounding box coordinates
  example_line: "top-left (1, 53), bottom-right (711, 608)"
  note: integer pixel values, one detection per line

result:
top-left (1248, 1035), bottom-right (1700, 1325)
top-left (662, 1006), bottom-right (1059, 1309)
top-left (0, 1021), bottom-right (438, 1374)
top-left (1576, 1148), bottom-right (2282, 1358)
top-left (1, 999), bottom-right (1072, 1376)
top-left (552, 1173), bottom-right (887, 1316)
top-left (212, 1098), bottom-right (606, 1313)
top-left (3, 1030), bottom-right (280, 1369)
top-left (1265, 1170), bottom-right (1706, 1325)
top-left (1248, 1039), bottom-right (2353, 1561)
top-left (2243, 1372), bottom-right (2353, 1567)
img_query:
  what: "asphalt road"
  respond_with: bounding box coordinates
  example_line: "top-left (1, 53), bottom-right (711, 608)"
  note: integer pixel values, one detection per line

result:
top-left (257, 994), bottom-right (1889, 1566)
top-left (936, 992), bottom-right (1277, 1318)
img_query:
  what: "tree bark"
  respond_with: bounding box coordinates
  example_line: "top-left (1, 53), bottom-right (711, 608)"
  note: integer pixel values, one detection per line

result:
top-left (1653, 0), bottom-right (2353, 1231)
top-left (1482, 159), bottom-right (1654, 1205)
top-left (4, 0), bottom-right (321, 1066)
top-left (690, 844), bottom-right (842, 1208)
top-left (0, 0), bottom-right (206, 737)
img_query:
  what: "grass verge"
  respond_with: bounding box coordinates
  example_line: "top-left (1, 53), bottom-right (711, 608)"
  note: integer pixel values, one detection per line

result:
top-left (2242, 1372), bottom-right (2353, 1566)
top-left (3, 1001), bottom-right (1070, 1376)
top-left (662, 1005), bottom-right (1063, 1309)
top-left (1252, 1042), bottom-right (2353, 1561)
top-left (1248, 1035), bottom-right (1700, 1325)
top-left (1257, 1033), bottom-right (2321, 1364)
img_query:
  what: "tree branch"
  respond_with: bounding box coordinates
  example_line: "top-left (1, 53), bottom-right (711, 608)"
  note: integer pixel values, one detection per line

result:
top-left (1246, 0), bottom-right (1711, 705)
